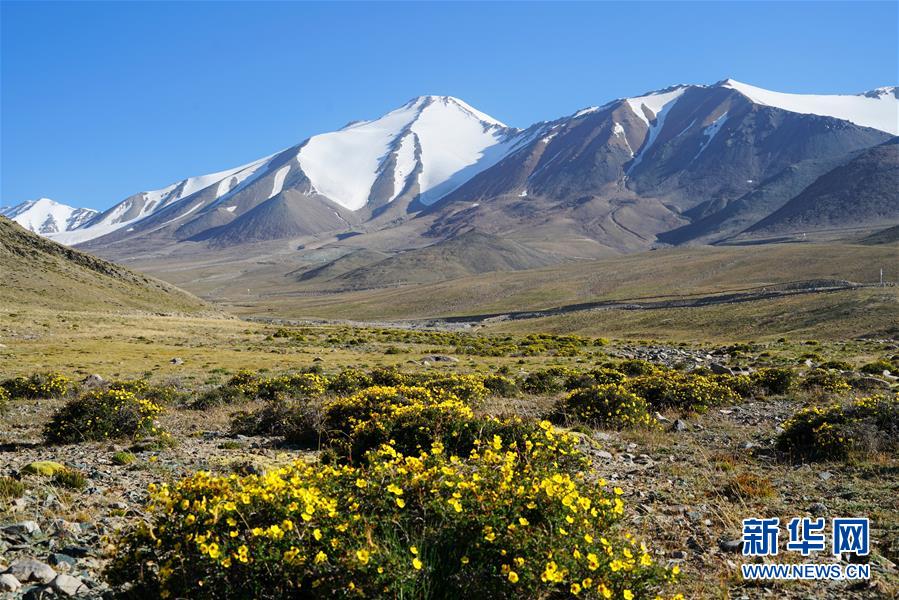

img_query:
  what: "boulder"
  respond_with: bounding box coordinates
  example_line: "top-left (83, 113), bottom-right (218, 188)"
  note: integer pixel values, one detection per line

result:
top-left (7, 558), bottom-right (56, 584)
top-left (0, 573), bottom-right (21, 592)
top-left (51, 573), bottom-right (86, 596)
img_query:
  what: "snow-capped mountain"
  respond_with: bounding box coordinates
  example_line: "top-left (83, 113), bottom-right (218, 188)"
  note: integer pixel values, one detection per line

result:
top-left (42, 79), bottom-right (899, 256)
top-left (53, 96), bottom-right (527, 247)
top-left (0, 198), bottom-right (97, 235)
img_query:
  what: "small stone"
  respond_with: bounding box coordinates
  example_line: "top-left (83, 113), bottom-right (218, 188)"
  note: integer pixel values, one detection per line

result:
top-left (719, 539), bottom-right (744, 553)
top-left (670, 550), bottom-right (686, 559)
top-left (809, 502), bottom-right (828, 516)
top-left (51, 573), bottom-right (85, 596)
top-left (59, 546), bottom-right (91, 558)
top-left (7, 558), bottom-right (56, 584)
top-left (819, 471), bottom-right (833, 481)
top-left (595, 450), bottom-right (614, 460)
top-left (421, 354), bottom-right (459, 363)
top-left (81, 374), bottom-right (106, 388)
top-left (47, 554), bottom-right (76, 568)
top-left (0, 573), bottom-right (21, 592)
top-left (170, 357), bottom-right (183, 365)
top-left (653, 411), bottom-right (670, 423)
top-left (672, 419), bottom-right (688, 432)
top-left (686, 537), bottom-right (706, 553)
top-left (2, 520), bottom-right (42, 537)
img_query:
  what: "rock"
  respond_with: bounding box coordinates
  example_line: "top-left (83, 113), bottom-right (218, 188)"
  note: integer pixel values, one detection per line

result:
top-left (809, 502), bottom-right (828, 516)
top-left (48, 520), bottom-right (82, 538)
top-left (59, 546), bottom-right (91, 558)
top-left (710, 363), bottom-right (734, 375)
top-left (47, 554), bottom-right (76, 569)
top-left (672, 419), bottom-right (688, 432)
top-left (421, 354), bottom-right (459, 363)
top-left (170, 357), bottom-right (183, 365)
top-left (653, 411), bottom-right (670, 423)
top-left (853, 376), bottom-right (892, 391)
top-left (819, 471), bottom-right (833, 481)
top-left (80, 374), bottom-right (106, 388)
top-left (21, 461), bottom-right (68, 477)
top-left (50, 573), bottom-right (85, 596)
top-left (7, 558), bottom-right (56, 584)
top-left (2, 521), bottom-right (42, 537)
top-left (719, 539), bottom-right (744, 553)
top-left (0, 574), bottom-right (21, 592)
top-left (595, 450), bottom-right (614, 460)
top-left (686, 536), bottom-right (706, 553)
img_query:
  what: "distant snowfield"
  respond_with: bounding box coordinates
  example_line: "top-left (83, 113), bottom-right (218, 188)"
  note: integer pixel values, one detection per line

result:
top-left (723, 79), bottom-right (899, 135)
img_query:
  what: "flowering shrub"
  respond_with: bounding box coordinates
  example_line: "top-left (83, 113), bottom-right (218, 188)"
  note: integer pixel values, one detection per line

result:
top-left (1, 372), bottom-right (72, 400)
top-left (0, 386), bottom-right (8, 414)
top-left (230, 398), bottom-right (324, 447)
top-left (106, 427), bottom-right (672, 599)
top-left (800, 369), bottom-right (851, 394)
top-left (321, 386), bottom-right (529, 463)
top-left (776, 395), bottom-right (899, 461)
top-left (413, 373), bottom-right (489, 405)
top-left (43, 388), bottom-right (163, 444)
top-left (551, 385), bottom-right (656, 430)
top-left (257, 373), bottom-right (328, 401)
top-left (625, 372), bottom-right (739, 412)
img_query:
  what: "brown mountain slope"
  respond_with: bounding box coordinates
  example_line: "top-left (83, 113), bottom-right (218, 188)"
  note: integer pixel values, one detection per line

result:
top-left (0, 217), bottom-right (211, 313)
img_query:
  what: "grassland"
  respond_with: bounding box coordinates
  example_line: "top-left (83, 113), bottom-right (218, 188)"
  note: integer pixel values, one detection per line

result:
top-left (1, 311), bottom-right (897, 598)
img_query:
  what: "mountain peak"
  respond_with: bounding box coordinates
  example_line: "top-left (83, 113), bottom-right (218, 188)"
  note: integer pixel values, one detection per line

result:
top-left (0, 197), bottom-right (97, 235)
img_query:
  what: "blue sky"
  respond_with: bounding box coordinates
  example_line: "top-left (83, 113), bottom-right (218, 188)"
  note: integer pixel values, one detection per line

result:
top-left (2, 1), bottom-right (897, 211)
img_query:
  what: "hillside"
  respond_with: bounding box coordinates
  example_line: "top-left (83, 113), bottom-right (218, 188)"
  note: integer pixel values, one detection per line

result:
top-left (0, 217), bottom-right (211, 313)
top-left (294, 231), bottom-right (562, 289)
top-left (745, 138), bottom-right (899, 235)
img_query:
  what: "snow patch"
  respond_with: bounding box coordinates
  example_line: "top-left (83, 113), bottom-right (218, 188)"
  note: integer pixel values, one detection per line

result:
top-left (269, 165), bottom-right (291, 199)
top-left (723, 79), bottom-right (899, 135)
top-left (692, 113), bottom-right (729, 161)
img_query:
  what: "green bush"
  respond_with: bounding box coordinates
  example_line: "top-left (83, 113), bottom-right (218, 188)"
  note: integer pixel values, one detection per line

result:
top-left (327, 368), bottom-right (373, 395)
top-left (563, 368), bottom-right (626, 392)
top-left (52, 468), bottom-right (88, 490)
top-left (0, 476), bottom-right (25, 499)
top-left (777, 395), bottom-right (899, 461)
top-left (191, 385), bottom-right (250, 409)
top-left (112, 451), bottom-right (137, 466)
top-left (520, 368), bottom-right (572, 395)
top-left (44, 388), bottom-right (163, 444)
top-left (106, 428), bottom-right (671, 599)
top-left (0, 386), bottom-right (8, 414)
top-left (749, 368), bottom-right (794, 395)
top-left (617, 360), bottom-right (657, 377)
top-left (551, 384), bottom-right (655, 430)
top-left (230, 398), bottom-right (324, 447)
top-left (482, 374), bottom-right (519, 397)
top-left (860, 360), bottom-right (893, 375)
